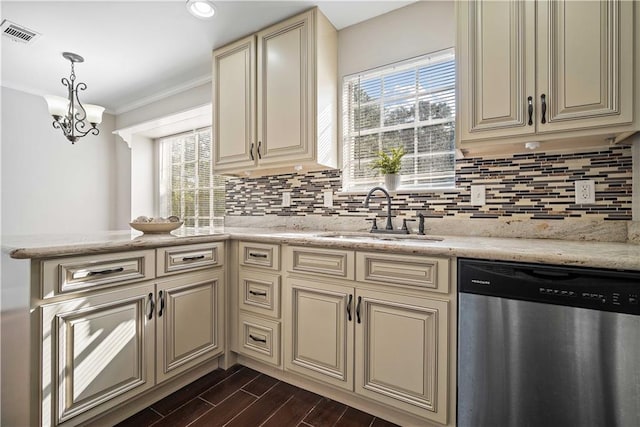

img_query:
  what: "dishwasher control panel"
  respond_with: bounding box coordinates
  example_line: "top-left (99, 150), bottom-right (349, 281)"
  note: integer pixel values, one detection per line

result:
top-left (459, 258), bottom-right (640, 315)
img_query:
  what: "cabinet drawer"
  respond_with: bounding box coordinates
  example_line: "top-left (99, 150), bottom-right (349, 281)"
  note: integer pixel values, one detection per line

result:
top-left (288, 246), bottom-right (354, 280)
top-left (239, 269), bottom-right (281, 318)
top-left (238, 313), bottom-right (281, 366)
top-left (239, 241), bottom-right (280, 270)
top-left (356, 252), bottom-right (450, 293)
top-left (157, 242), bottom-right (224, 276)
top-left (41, 250), bottom-right (155, 298)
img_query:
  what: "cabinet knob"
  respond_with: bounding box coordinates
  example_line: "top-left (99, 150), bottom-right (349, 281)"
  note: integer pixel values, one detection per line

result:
top-left (540, 94), bottom-right (547, 124)
top-left (250, 142), bottom-right (255, 160)
top-left (527, 96), bottom-right (533, 126)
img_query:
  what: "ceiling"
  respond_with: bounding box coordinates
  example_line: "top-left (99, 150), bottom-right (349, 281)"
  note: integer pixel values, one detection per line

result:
top-left (1, 0), bottom-right (414, 114)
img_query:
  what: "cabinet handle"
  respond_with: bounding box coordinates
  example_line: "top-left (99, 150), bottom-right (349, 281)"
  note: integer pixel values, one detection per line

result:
top-left (249, 252), bottom-right (267, 258)
top-left (147, 293), bottom-right (154, 320)
top-left (182, 255), bottom-right (205, 261)
top-left (249, 334), bottom-right (267, 343)
top-left (356, 296), bottom-right (362, 324)
top-left (250, 142), bottom-right (255, 160)
top-left (158, 290), bottom-right (165, 317)
top-left (249, 290), bottom-right (268, 296)
top-left (257, 141), bottom-right (262, 159)
top-left (86, 267), bottom-right (124, 277)
top-left (527, 96), bottom-right (533, 125)
top-left (346, 294), bottom-right (353, 321)
top-left (540, 94), bottom-right (547, 124)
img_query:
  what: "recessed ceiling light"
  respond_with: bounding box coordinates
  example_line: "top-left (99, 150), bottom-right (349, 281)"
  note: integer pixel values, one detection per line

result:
top-left (186, 0), bottom-right (216, 19)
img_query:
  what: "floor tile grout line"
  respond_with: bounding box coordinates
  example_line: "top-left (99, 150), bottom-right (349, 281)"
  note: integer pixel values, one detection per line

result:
top-left (257, 393), bottom-right (295, 427)
top-left (184, 403), bottom-right (216, 427)
top-left (220, 389), bottom-right (259, 426)
top-left (330, 405), bottom-right (349, 427)
top-left (241, 378), bottom-right (280, 399)
top-left (367, 417), bottom-right (376, 427)
top-left (196, 366), bottom-right (246, 404)
top-left (149, 407), bottom-right (164, 418)
top-left (197, 396), bottom-right (215, 407)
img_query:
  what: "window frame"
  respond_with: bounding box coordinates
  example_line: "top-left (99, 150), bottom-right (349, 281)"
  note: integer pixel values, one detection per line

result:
top-left (157, 127), bottom-right (224, 229)
top-left (341, 48), bottom-right (457, 194)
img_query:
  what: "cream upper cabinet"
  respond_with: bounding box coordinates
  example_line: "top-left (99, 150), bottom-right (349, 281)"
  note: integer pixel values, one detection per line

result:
top-left (212, 8), bottom-right (338, 175)
top-left (213, 36), bottom-right (256, 172)
top-left (457, 0), bottom-right (637, 148)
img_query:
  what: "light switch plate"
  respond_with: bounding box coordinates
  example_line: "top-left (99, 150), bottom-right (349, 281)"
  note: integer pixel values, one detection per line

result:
top-left (470, 185), bottom-right (486, 206)
top-left (282, 191), bottom-right (291, 207)
top-left (323, 191), bottom-right (333, 208)
top-left (575, 180), bottom-right (595, 204)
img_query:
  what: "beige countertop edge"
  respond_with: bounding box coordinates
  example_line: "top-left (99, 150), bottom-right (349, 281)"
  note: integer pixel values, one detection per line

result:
top-left (5, 228), bottom-right (640, 271)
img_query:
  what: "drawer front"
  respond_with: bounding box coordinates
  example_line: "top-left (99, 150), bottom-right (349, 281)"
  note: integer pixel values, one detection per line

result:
top-left (356, 252), bottom-right (450, 293)
top-left (239, 269), bottom-right (281, 318)
top-left (238, 313), bottom-right (281, 366)
top-left (239, 241), bottom-right (280, 270)
top-left (157, 242), bottom-right (224, 276)
top-left (41, 250), bottom-right (155, 298)
top-left (288, 246), bottom-right (354, 280)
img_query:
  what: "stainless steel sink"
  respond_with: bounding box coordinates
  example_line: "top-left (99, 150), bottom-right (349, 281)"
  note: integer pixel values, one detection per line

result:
top-left (312, 231), bottom-right (444, 242)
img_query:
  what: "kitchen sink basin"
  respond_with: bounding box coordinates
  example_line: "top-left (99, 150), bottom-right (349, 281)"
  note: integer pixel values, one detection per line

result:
top-left (312, 231), bottom-right (444, 242)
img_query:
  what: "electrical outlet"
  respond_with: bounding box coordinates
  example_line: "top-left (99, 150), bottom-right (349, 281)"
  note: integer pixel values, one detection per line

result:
top-left (470, 185), bottom-right (486, 206)
top-left (323, 190), bottom-right (333, 208)
top-left (575, 180), bottom-right (595, 204)
top-left (282, 191), bottom-right (291, 207)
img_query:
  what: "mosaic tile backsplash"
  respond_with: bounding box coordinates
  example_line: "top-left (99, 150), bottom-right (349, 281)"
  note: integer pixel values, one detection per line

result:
top-left (225, 146), bottom-right (632, 221)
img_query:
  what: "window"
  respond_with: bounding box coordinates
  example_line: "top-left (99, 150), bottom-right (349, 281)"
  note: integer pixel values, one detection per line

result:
top-left (342, 49), bottom-right (456, 192)
top-left (158, 128), bottom-right (225, 228)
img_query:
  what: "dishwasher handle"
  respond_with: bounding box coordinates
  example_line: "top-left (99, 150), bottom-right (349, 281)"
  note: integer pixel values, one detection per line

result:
top-left (517, 268), bottom-right (579, 282)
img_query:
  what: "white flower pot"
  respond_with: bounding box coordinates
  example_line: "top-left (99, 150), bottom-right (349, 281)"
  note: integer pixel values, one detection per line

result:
top-left (384, 174), bottom-right (400, 191)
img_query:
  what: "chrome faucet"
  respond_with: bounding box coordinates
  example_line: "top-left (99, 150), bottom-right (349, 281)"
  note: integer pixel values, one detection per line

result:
top-left (364, 186), bottom-right (408, 234)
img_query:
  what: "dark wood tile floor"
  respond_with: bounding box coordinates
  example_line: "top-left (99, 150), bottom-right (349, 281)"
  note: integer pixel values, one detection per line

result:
top-left (116, 365), bottom-right (400, 427)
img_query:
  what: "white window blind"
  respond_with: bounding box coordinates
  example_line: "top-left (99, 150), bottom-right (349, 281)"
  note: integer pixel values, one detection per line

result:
top-left (158, 128), bottom-right (225, 228)
top-left (342, 49), bottom-right (456, 192)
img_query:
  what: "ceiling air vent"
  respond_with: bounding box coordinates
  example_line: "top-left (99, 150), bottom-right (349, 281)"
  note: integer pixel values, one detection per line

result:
top-left (1, 19), bottom-right (40, 44)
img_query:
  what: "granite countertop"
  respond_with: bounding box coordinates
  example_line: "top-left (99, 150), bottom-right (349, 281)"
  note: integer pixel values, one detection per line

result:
top-left (4, 227), bottom-right (640, 271)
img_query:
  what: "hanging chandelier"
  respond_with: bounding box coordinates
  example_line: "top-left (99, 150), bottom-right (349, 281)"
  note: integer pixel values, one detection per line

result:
top-left (44, 52), bottom-right (105, 144)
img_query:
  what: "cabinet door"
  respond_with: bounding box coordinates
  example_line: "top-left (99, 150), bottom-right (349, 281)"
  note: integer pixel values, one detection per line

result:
top-left (41, 283), bottom-right (155, 426)
top-left (458, 0), bottom-right (536, 141)
top-left (156, 270), bottom-right (224, 383)
top-left (355, 289), bottom-right (449, 424)
top-left (213, 35), bottom-right (257, 172)
top-left (284, 277), bottom-right (354, 390)
top-left (256, 10), bottom-right (314, 166)
top-left (536, 0), bottom-right (633, 133)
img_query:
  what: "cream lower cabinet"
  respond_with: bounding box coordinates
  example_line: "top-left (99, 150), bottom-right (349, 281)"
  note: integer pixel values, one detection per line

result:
top-left (41, 268), bottom-right (224, 426)
top-left (41, 283), bottom-right (156, 426)
top-left (284, 276), bottom-right (449, 424)
top-left (284, 278), bottom-right (354, 390)
top-left (156, 270), bottom-right (224, 383)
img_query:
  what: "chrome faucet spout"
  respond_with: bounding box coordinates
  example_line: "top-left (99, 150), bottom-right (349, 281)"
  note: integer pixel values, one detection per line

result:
top-left (364, 186), bottom-right (393, 230)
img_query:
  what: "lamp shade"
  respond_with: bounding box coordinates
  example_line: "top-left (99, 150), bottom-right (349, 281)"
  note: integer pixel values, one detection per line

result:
top-left (44, 95), bottom-right (69, 117)
top-left (84, 104), bottom-right (105, 124)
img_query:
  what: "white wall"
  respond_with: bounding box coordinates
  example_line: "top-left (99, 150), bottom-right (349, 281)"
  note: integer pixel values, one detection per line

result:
top-left (338, 1), bottom-right (455, 78)
top-left (1, 87), bottom-right (120, 235)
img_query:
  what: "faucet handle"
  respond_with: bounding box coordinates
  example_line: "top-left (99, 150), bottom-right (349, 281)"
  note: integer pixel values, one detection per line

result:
top-left (401, 218), bottom-right (416, 232)
top-left (417, 213), bottom-right (425, 235)
top-left (365, 217), bottom-right (378, 231)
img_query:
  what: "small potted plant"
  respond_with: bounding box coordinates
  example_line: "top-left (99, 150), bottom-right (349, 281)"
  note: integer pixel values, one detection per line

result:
top-left (371, 146), bottom-right (405, 191)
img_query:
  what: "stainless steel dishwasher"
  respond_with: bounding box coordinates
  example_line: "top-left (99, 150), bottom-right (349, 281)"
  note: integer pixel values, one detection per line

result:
top-left (458, 258), bottom-right (640, 427)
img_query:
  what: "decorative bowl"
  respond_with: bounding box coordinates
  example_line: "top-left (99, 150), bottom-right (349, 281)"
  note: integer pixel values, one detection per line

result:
top-left (129, 221), bottom-right (184, 234)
